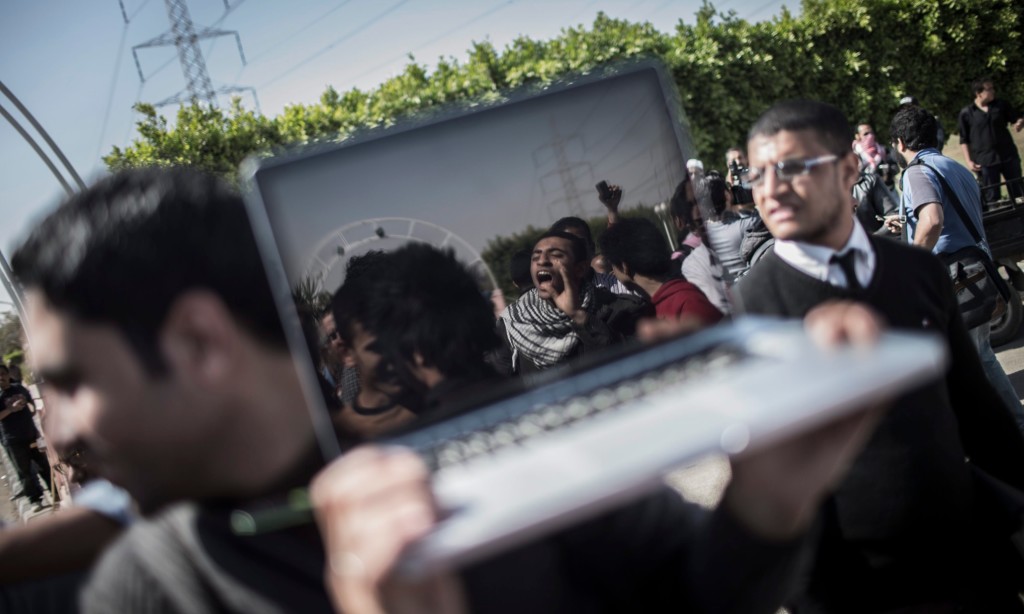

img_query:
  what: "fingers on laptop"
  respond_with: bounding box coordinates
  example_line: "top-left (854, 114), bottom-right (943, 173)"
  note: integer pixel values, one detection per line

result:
top-left (312, 446), bottom-right (443, 613)
top-left (804, 300), bottom-right (883, 348)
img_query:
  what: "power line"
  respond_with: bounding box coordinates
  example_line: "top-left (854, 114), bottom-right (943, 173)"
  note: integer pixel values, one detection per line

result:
top-left (745, 0), bottom-right (779, 21)
top-left (122, 80), bottom-right (146, 146)
top-left (242, 0), bottom-right (353, 69)
top-left (130, 0), bottom-right (252, 107)
top-left (128, 0), bottom-right (154, 22)
top-left (96, 25), bottom-right (131, 162)
top-left (258, 0), bottom-right (413, 89)
top-left (343, 0), bottom-right (515, 86)
top-left (136, 1), bottom-right (243, 83)
top-left (191, 0), bottom-right (247, 75)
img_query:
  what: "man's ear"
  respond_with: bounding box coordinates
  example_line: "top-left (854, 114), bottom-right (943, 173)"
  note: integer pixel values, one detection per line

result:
top-left (837, 151), bottom-right (861, 192)
top-left (159, 291), bottom-right (239, 388)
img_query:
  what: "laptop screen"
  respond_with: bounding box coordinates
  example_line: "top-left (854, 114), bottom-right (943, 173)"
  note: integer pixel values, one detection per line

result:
top-left (240, 60), bottom-right (695, 458)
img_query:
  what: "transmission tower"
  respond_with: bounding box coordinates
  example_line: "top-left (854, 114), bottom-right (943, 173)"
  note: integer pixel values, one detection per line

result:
top-left (131, 0), bottom-right (259, 110)
top-left (532, 118), bottom-right (593, 218)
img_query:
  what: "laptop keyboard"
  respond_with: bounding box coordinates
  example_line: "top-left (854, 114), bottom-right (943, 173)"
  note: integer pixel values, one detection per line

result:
top-left (418, 345), bottom-right (747, 473)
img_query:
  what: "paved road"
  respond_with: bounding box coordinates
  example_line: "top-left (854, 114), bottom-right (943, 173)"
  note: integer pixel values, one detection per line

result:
top-left (996, 332), bottom-right (1024, 403)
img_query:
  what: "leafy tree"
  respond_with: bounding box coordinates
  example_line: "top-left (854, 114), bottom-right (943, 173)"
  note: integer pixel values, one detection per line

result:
top-left (107, 0), bottom-right (1023, 177)
top-left (0, 311), bottom-right (26, 368)
top-left (104, 100), bottom-right (288, 182)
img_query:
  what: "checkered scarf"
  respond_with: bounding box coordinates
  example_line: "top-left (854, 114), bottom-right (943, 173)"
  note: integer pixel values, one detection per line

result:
top-left (500, 284), bottom-right (595, 370)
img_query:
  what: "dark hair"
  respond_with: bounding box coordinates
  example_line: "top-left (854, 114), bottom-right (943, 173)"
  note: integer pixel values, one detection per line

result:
top-left (297, 302), bottom-right (342, 412)
top-left (331, 251), bottom-right (390, 346)
top-left (509, 248), bottom-right (534, 290)
top-left (334, 244), bottom-right (498, 381)
top-left (550, 216), bottom-right (595, 257)
top-left (535, 230), bottom-right (589, 265)
top-left (598, 217), bottom-right (671, 278)
top-left (668, 175), bottom-right (692, 222)
top-left (748, 99), bottom-right (852, 156)
top-left (11, 167), bottom-right (285, 374)
top-left (0, 364), bottom-right (8, 375)
top-left (703, 175), bottom-right (729, 216)
top-left (971, 77), bottom-right (992, 96)
top-left (889, 105), bottom-right (938, 151)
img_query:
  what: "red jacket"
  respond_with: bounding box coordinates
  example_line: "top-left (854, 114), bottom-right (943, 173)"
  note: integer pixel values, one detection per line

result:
top-left (651, 278), bottom-right (723, 325)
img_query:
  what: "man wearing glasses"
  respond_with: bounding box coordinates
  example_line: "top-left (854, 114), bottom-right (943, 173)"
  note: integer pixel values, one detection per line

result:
top-left (735, 99), bottom-right (1024, 612)
top-left (958, 77), bottom-right (1024, 205)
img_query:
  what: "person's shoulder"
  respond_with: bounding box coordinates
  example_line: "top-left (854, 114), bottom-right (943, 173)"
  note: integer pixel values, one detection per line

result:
top-left (593, 286), bottom-right (653, 320)
top-left (99, 503), bottom-right (195, 561)
top-left (959, 103), bottom-right (980, 118)
top-left (929, 153), bottom-right (976, 180)
top-left (734, 250), bottom-right (783, 295)
top-left (81, 504), bottom-right (200, 613)
top-left (871, 235), bottom-right (942, 270)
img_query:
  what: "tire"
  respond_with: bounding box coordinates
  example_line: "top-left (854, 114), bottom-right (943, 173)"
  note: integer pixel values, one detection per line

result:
top-left (990, 284), bottom-right (1023, 347)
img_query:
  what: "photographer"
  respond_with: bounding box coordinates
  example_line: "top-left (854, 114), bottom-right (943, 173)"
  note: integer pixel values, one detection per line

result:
top-left (725, 148), bottom-right (754, 208)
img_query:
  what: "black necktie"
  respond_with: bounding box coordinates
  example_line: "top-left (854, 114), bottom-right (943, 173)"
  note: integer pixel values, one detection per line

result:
top-left (830, 250), bottom-right (862, 292)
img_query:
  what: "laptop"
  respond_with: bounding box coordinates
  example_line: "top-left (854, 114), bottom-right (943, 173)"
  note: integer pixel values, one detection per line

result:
top-left (238, 60), bottom-right (949, 575)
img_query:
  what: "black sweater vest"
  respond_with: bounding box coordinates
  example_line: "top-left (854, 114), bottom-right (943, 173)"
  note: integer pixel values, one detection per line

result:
top-left (735, 236), bottom-right (1024, 610)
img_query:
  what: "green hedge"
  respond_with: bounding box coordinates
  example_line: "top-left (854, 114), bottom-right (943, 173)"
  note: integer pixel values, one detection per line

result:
top-left (105, 0), bottom-right (1023, 176)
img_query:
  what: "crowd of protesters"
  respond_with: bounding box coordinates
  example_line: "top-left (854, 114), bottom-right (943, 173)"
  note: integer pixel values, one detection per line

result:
top-left (0, 75), bottom-right (1022, 614)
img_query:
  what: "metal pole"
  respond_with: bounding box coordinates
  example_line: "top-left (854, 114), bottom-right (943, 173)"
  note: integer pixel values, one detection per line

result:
top-left (0, 103), bottom-right (74, 197)
top-left (0, 253), bottom-right (30, 347)
top-left (0, 81), bottom-right (86, 191)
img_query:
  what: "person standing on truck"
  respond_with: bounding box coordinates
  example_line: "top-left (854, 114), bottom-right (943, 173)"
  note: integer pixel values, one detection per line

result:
top-left (958, 77), bottom-right (1024, 205)
top-left (892, 104), bottom-right (1024, 430)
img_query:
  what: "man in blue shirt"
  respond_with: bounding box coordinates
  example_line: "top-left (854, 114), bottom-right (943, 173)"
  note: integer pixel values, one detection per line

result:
top-left (892, 105), bottom-right (1023, 429)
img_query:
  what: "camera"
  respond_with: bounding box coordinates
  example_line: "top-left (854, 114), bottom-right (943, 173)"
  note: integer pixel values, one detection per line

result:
top-left (728, 159), bottom-right (753, 205)
top-left (728, 159), bottom-right (747, 184)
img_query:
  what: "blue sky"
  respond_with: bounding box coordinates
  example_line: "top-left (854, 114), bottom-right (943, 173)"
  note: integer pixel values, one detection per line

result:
top-left (0, 0), bottom-right (790, 312)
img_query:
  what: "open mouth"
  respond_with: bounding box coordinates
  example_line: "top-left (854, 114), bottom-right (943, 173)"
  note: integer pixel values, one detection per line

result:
top-left (536, 270), bottom-right (554, 284)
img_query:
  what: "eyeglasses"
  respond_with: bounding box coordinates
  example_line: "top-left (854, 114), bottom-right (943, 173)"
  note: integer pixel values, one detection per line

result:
top-left (742, 154), bottom-right (839, 188)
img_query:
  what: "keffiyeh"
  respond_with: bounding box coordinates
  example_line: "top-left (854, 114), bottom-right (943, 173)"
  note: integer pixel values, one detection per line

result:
top-left (500, 283), bottom-right (595, 370)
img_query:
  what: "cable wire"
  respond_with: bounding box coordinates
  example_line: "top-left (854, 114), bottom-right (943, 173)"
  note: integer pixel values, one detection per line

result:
top-left (95, 25), bottom-right (131, 162)
top-left (242, 0), bottom-right (353, 69)
top-left (258, 0), bottom-right (413, 89)
top-left (343, 0), bottom-right (515, 86)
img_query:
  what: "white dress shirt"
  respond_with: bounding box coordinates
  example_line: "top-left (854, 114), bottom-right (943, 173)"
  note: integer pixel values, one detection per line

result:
top-left (773, 220), bottom-right (877, 290)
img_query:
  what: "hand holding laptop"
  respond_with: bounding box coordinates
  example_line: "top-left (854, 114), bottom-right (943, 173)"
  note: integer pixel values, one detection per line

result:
top-left (311, 301), bottom-right (892, 614)
top-left (311, 447), bottom-right (466, 614)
